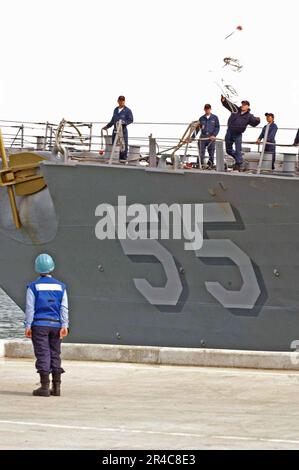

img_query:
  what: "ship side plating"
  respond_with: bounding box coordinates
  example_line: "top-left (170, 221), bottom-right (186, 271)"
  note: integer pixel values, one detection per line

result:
top-left (0, 160), bottom-right (298, 351)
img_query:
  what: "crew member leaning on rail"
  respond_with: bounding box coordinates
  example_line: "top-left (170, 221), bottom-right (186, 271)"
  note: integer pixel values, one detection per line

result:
top-left (192, 103), bottom-right (220, 169)
top-left (221, 95), bottom-right (260, 171)
top-left (102, 95), bottom-right (134, 161)
top-left (256, 113), bottom-right (278, 170)
top-left (25, 254), bottom-right (69, 397)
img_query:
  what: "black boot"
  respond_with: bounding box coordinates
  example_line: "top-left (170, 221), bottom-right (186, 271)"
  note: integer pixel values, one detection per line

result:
top-left (50, 372), bottom-right (61, 396)
top-left (233, 163), bottom-right (245, 172)
top-left (33, 373), bottom-right (50, 397)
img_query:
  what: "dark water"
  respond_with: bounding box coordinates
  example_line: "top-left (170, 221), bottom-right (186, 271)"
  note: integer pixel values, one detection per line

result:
top-left (0, 289), bottom-right (24, 339)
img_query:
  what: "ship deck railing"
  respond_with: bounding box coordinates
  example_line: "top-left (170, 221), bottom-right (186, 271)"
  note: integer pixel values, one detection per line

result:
top-left (0, 119), bottom-right (298, 160)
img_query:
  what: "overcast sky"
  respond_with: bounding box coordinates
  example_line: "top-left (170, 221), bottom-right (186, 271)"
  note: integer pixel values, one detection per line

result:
top-left (1, 0), bottom-right (298, 134)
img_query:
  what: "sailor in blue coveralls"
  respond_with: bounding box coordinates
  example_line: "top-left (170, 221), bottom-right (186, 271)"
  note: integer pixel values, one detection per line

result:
top-left (102, 95), bottom-right (134, 161)
top-left (256, 113), bottom-right (278, 170)
top-left (221, 95), bottom-right (260, 170)
top-left (25, 254), bottom-right (69, 397)
top-left (192, 104), bottom-right (220, 168)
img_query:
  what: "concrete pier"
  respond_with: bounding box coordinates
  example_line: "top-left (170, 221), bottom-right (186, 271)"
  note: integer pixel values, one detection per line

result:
top-left (2, 339), bottom-right (299, 371)
top-left (1, 356), bottom-right (299, 450)
top-left (1, 340), bottom-right (299, 449)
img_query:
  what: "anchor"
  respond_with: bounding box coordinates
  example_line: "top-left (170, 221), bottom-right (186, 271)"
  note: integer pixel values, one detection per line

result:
top-left (0, 129), bottom-right (47, 229)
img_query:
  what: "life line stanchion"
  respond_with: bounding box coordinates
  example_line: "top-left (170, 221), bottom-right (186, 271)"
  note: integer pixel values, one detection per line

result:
top-left (109, 120), bottom-right (125, 164)
top-left (256, 123), bottom-right (270, 175)
top-left (216, 139), bottom-right (225, 172)
top-left (197, 137), bottom-right (203, 170)
top-left (99, 128), bottom-right (108, 156)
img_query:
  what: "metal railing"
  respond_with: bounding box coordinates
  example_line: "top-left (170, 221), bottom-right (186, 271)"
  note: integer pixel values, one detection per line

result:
top-left (0, 119), bottom-right (298, 160)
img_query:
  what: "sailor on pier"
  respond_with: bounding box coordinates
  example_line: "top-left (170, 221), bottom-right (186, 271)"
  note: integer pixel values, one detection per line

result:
top-left (25, 254), bottom-right (69, 397)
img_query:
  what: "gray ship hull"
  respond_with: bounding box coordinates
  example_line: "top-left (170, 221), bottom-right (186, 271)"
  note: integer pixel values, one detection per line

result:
top-left (1, 160), bottom-right (299, 351)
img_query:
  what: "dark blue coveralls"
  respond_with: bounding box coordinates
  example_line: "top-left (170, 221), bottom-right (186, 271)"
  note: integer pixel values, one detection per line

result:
top-left (222, 97), bottom-right (260, 165)
top-left (194, 114), bottom-right (220, 165)
top-left (106, 106), bottom-right (134, 160)
top-left (258, 122), bottom-right (278, 169)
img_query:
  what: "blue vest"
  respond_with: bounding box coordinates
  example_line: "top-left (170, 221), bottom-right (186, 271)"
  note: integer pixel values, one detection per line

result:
top-left (28, 276), bottom-right (66, 328)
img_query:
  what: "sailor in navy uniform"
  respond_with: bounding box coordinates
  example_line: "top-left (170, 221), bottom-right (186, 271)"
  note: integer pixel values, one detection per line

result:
top-left (103, 95), bottom-right (134, 160)
top-left (25, 254), bottom-right (69, 397)
top-left (192, 104), bottom-right (220, 167)
top-left (256, 113), bottom-right (278, 170)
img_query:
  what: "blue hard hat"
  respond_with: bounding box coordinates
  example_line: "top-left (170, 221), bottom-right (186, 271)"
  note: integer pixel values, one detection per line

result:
top-left (35, 253), bottom-right (55, 274)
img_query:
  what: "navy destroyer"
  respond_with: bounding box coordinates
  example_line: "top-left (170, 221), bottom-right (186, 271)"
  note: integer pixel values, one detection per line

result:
top-left (0, 118), bottom-right (298, 351)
